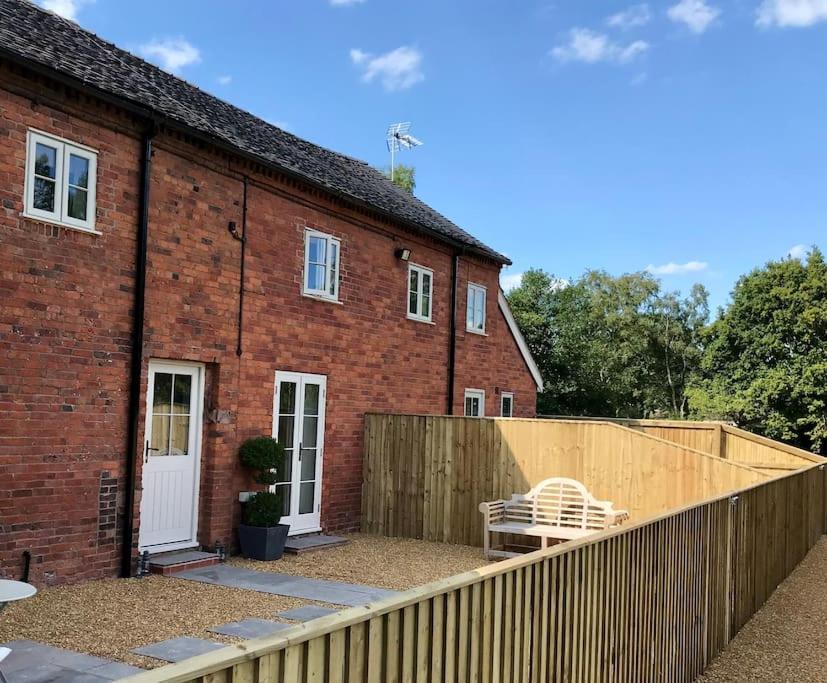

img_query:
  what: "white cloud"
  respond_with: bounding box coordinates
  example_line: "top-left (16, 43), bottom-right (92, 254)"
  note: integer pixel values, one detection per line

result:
top-left (38, 0), bottom-right (93, 21)
top-left (217, 75), bottom-right (232, 86)
top-left (757, 0), bottom-right (827, 27)
top-left (139, 38), bottom-right (201, 74)
top-left (500, 272), bottom-right (524, 292)
top-left (330, 0), bottom-right (365, 5)
top-left (552, 28), bottom-right (649, 65)
top-left (350, 46), bottom-right (424, 91)
top-left (788, 244), bottom-right (810, 260)
top-left (645, 260), bottom-right (709, 275)
top-left (607, 4), bottom-right (652, 29)
top-left (667, 0), bottom-right (721, 33)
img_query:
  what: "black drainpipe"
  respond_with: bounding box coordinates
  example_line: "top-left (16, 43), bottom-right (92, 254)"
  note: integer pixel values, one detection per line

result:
top-left (229, 176), bottom-right (248, 356)
top-left (121, 123), bottom-right (157, 578)
top-left (447, 250), bottom-right (462, 415)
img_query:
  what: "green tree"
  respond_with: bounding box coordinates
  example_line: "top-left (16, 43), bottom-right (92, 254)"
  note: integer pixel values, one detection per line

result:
top-left (649, 284), bottom-right (709, 418)
top-left (507, 269), bottom-right (709, 418)
top-left (687, 248), bottom-right (827, 453)
top-left (382, 164), bottom-right (416, 193)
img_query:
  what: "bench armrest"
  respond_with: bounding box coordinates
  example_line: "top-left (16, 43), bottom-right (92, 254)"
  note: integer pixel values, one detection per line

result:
top-left (479, 500), bottom-right (507, 524)
top-left (606, 509), bottom-right (630, 527)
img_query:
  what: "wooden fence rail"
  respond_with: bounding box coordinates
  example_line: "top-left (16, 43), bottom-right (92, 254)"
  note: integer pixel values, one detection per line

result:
top-left (123, 464), bottom-right (827, 683)
top-left (361, 415), bottom-right (769, 546)
top-left (540, 416), bottom-right (822, 473)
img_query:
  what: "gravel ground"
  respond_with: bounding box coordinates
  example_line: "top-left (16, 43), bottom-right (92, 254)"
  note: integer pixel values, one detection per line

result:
top-left (0, 535), bottom-right (490, 669)
top-left (699, 536), bottom-right (827, 682)
top-left (231, 533), bottom-right (492, 591)
top-left (0, 575), bottom-right (317, 669)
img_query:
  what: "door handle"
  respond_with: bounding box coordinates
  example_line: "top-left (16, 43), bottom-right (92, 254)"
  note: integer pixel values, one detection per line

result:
top-left (144, 441), bottom-right (160, 463)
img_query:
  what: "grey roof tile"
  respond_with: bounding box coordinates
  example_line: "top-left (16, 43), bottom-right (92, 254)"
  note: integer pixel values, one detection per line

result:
top-left (0, 0), bottom-right (508, 263)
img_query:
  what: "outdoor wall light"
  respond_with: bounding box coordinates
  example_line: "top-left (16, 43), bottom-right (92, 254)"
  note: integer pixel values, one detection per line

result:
top-left (395, 247), bottom-right (411, 261)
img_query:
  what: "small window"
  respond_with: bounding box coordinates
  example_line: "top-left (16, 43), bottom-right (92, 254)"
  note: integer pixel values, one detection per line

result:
top-left (466, 283), bottom-right (487, 334)
top-left (304, 229), bottom-right (340, 301)
top-left (407, 264), bottom-right (433, 322)
top-left (464, 389), bottom-right (485, 417)
top-left (24, 130), bottom-right (97, 232)
top-left (500, 392), bottom-right (514, 418)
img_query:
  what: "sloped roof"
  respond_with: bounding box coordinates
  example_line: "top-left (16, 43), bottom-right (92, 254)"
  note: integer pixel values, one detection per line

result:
top-left (0, 0), bottom-right (508, 264)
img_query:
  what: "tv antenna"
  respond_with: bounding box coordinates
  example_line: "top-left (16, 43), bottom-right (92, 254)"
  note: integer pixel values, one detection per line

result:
top-left (386, 122), bottom-right (423, 181)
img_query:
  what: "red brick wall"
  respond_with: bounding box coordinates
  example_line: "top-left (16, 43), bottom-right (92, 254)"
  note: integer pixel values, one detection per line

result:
top-left (0, 73), bottom-right (141, 584)
top-left (0, 67), bottom-right (538, 585)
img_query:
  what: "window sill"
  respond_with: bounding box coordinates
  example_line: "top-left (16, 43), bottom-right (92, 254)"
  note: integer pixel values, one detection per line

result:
top-left (20, 212), bottom-right (101, 236)
top-left (302, 291), bottom-right (343, 305)
top-left (407, 314), bottom-right (435, 325)
top-left (466, 327), bottom-right (488, 337)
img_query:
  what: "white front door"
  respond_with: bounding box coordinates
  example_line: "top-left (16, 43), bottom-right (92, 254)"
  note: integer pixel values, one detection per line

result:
top-left (139, 361), bottom-right (204, 551)
top-left (272, 372), bottom-right (327, 534)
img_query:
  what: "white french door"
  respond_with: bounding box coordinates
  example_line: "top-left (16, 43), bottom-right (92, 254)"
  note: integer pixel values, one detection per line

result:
top-left (272, 372), bottom-right (327, 534)
top-left (138, 361), bottom-right (204, 551)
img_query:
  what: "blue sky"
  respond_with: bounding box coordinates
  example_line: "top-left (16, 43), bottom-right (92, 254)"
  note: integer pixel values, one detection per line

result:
top-left (42, 0), bottom-right (826, 312)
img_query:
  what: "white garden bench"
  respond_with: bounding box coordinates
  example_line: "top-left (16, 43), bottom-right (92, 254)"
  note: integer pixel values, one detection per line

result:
top-left (478, 477), bottom-right (629, 559)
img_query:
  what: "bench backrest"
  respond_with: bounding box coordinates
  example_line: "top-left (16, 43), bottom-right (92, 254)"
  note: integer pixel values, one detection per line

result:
top-left (504, 477), bottom-right (616, 531)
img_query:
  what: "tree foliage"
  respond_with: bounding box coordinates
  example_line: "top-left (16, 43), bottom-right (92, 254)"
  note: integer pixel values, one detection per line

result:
top-left (687, 248), bottom-right (827, 453)
top-left (382, 164), bottom-right (416, 193)
top-left (507, 269), bottom-right (709, 419)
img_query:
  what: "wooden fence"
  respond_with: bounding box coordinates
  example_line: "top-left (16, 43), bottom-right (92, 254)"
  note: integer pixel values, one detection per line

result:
top-left (122, 464), bottom-right (827, 683)
top-left (361, 415), bottom-right (769, 546)
top-left (542, 416), bottom-right (822, 474)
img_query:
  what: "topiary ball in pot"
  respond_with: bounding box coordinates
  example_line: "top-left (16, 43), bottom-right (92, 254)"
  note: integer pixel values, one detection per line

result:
top-left (244, 490), bottom-right (284, 527)
top-left (239, 436), bottom-right (285, 487)
top-left (238, 436), bottom-right (290, 561)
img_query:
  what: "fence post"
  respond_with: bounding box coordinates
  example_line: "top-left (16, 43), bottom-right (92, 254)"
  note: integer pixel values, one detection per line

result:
top-left (725, 494), bottom-right (739, 642)
top-left (713, 425), bottom-right (725, 459)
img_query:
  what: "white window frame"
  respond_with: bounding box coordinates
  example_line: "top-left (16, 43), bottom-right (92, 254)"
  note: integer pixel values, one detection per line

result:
top-left (303, 228), bottom-right (341, 302)
top-left (464, 388), bottom-right (485, 417)
top-left (23, 129), bottom-right (98, 233)
top-left (500, 392), bottom-right (514, 418)
top-left (466, 283), bottom-right (487, 334)
top-left (407, 263), bottom-right (434, 323)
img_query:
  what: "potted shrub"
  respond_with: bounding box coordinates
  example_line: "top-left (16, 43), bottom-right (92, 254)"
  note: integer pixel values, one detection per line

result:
top-left (237, 436), bottom-right (290, 561)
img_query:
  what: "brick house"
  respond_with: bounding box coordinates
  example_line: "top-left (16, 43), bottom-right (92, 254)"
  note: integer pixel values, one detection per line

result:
top-left (0, 0), bottom-right (542, 585)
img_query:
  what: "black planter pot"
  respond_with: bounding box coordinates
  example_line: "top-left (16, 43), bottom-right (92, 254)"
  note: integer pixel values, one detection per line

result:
top-left (238, 523), bottom-right (290, 561)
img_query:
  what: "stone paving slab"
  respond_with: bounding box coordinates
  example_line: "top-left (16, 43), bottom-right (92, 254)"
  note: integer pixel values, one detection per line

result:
top-left (131, 637), bottom-right (225, 663)
top-left (207, 619), bottom-right (289, 639)
top-left (276, 605), bottom-right (339, 622)
top-left (148, 550), bottom-right (218, 567)
top-left (284, 535), bottom-right (347, 554)
top-left (175, 565), bottom-right (398, 607)
top-left (0, 640), bottom-right (144, 682)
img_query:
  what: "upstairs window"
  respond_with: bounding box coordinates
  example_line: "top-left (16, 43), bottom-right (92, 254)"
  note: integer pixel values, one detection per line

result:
top-left (24, 130), bottom-right (98, 232)
top-left (304, 229), bottom-right (340, 301)
top-left (501, 392), bottom-right (514, 418)
top-left (407, 264), bottom-right (433, 322)
top-left (464, 389), bottom-right (485, 417)
top-left (466, 283), bottom-right (487, 334)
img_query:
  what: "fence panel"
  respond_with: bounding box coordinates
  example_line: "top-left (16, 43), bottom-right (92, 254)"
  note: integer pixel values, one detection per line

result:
top-left (362, 415), bottom-right (768, 546)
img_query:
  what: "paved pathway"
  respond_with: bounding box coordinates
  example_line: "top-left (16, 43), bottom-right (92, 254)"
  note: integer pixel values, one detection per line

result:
top-left (699, 536), bottom-right (827, 682)
top-left (0, 640), bottom-right (143, 683)
top-left (175, 565), bottom-right (399, 606)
